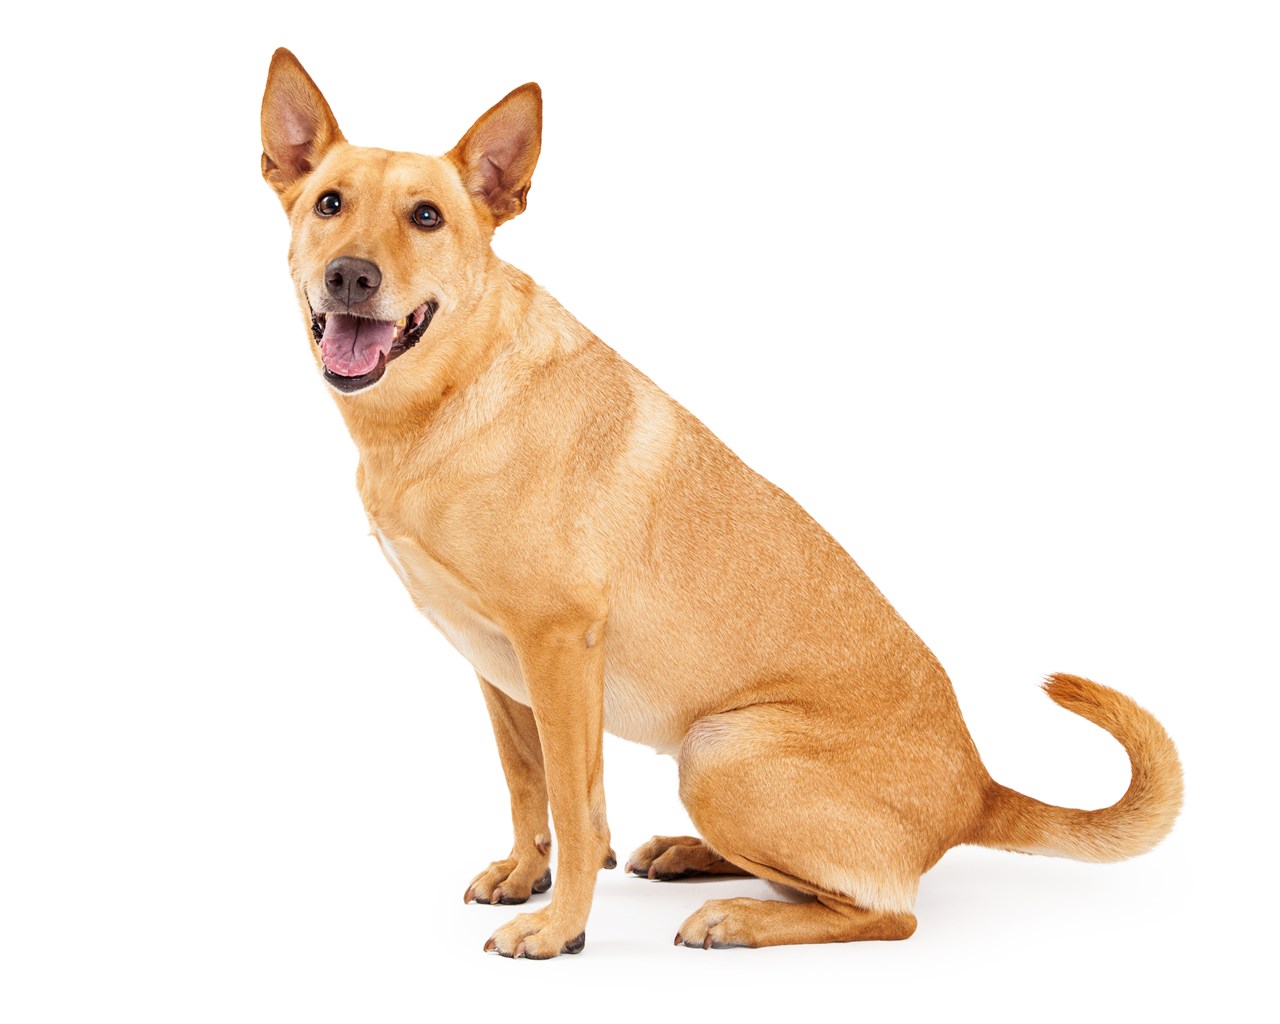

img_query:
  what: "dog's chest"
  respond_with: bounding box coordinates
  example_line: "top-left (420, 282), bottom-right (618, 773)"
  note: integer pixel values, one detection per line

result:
top-left (370, 524), bottom-right (529, 703)
top-left (368, 521), bottom-right (685, 752)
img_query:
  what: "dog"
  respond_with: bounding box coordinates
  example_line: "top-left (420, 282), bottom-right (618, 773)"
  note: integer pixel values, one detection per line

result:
top-left (259, 48), bottom-right (1182, 958)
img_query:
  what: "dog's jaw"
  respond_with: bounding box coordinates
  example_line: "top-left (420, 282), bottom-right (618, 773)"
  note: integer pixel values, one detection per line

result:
top-left (309, 299), bottom-right (440, 394)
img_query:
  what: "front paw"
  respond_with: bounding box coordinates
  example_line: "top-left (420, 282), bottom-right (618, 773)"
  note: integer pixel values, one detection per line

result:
top-left (464, 850), bottom-right (552, 906)
top-left (483, 907), bottom-right (587, 959)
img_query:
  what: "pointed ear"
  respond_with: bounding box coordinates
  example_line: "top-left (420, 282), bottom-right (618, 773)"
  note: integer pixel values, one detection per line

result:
top-left (260, 48), bottom-right (345, 196)
top-left (446, 84), bottom-right (542, 226)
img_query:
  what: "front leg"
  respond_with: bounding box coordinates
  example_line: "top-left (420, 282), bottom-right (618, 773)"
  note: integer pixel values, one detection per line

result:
top-left (484, 610), bottom-right (611, 959)
top-left (464, 677), bottom-right (553, 906)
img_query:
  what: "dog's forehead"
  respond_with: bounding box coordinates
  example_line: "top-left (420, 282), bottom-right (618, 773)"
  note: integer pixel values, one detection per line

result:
top-left (320, 145), bottom-right (462, 199)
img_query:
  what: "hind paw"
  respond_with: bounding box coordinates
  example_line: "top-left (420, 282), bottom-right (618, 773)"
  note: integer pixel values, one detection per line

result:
top-left (625, 835), bottom-right (749, 880)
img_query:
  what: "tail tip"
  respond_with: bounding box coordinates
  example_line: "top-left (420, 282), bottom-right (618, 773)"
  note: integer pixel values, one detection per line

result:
top-left (1042, 672), bottom-right (1095, 708)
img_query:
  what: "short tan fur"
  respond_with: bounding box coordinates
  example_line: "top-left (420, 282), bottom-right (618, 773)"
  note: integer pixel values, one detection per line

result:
top-left (260, 49), bottom-right (1183, 957)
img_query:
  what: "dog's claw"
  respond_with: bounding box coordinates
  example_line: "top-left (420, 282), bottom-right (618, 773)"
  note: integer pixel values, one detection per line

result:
top-left (464, 886), bottom-right (476, 904)
top-left (647, 865), bottom-right (658, 880)
top-left (491, 888), bottom-right (504, 905)
top-left (674, 932), bottom-right (683, 946)
top-left (703, 933), bottom-right (713, 950)
top-left (514, 942), bottom-right (527, 959)
top-left (484, 937), bottom-right (496, 953)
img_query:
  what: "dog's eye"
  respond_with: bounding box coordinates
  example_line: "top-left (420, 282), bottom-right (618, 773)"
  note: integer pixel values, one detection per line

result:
top-left (412, 203), bottom-right (443, 230)
top-left (315, 192), bottom-right (342, 217)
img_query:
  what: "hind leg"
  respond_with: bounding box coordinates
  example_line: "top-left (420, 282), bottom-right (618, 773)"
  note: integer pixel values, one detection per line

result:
top-left (676, 896), bottom-right (916, 948)
top-left (671, 704), bottom-right (958, 948)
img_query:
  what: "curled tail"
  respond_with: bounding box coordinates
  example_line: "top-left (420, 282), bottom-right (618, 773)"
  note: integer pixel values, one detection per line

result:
top-left (970, 674), bottom-right (1183, 862)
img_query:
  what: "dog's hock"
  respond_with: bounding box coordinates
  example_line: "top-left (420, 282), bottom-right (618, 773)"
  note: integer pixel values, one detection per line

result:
top-left (447, 83), bottom-right (542, 226)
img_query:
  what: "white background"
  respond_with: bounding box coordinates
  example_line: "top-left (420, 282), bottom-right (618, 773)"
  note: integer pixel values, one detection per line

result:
top-left (2, 3), bottom-right (1276, 1022)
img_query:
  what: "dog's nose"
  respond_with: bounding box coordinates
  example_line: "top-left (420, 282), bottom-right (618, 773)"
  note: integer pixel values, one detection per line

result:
top-left (325, 257), bottom-right (382, 304)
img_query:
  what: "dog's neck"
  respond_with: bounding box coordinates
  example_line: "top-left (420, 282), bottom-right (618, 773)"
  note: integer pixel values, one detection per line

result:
top-left (329, 256), bottom-right (595, 459)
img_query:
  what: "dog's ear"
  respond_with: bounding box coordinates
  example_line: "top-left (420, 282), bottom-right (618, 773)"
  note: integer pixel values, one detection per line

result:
top-left (260, 48), bottom-right (345, 197)
top-left (446, 84), bottom-right (542, 226)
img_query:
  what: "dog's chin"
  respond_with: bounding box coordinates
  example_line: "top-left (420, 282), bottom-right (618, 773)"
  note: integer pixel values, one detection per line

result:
top-left (310, 300), bottom-right (439, 395)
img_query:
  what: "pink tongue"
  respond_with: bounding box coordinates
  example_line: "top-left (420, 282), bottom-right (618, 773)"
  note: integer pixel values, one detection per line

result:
top-left (320, 315), bottom-right (397, 377)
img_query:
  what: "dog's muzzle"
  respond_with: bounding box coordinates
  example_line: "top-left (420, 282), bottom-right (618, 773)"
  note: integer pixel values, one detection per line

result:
top-left (310, 300), bottom-right (439, 394)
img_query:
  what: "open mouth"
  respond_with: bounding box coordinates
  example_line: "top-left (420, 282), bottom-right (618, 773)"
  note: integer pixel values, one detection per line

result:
top-left (310, 300), bottom-right (439, 393)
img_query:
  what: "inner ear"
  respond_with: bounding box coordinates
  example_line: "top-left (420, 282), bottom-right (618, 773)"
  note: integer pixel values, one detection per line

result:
top-left (260, 48), bottom-right (344, 196)
top-left (447, 83), bottom-right (542, 226)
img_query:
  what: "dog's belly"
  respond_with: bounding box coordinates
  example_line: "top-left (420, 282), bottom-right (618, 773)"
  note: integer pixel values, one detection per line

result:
top-left (372, 526), bottom-right (683, 751)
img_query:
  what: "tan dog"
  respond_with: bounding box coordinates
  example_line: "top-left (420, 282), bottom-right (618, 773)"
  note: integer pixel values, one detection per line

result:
top-left (260, 48), bottom-right (1182, 958)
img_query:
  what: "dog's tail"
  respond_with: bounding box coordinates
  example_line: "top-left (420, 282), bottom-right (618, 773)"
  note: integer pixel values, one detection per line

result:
top-left (968, 674), bottom-right (1183, 862)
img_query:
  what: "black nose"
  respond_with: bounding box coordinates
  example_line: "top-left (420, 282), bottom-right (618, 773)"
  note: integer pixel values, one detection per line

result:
top-left (325, 257), bottom-right (382, 304)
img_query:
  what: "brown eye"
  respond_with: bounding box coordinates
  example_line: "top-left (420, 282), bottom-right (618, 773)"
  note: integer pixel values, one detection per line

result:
top-left (412, 203), bottom-right (443, 230)
top-left (315, 192), bottom-right (341, 217)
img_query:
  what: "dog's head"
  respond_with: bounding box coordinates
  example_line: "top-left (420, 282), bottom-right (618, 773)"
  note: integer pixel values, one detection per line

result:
top-left (260, 49), bottom-right (541, 396)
